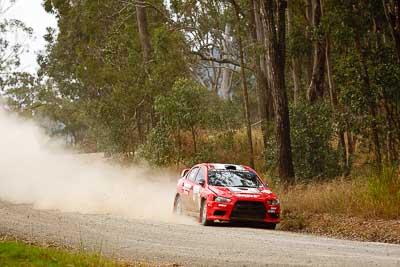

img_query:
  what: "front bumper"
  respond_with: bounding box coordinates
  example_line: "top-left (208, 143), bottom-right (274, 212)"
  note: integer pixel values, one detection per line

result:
top-left (206, 200), bottom-right (280, 223)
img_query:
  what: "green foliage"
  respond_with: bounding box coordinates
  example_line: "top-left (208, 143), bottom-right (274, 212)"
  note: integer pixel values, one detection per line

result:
top-left (0, 19), bottom-right (32, 74)
top-left (265, 102), bottom-right (342, 180)
top-left (0, 4), bottom-right (32, 91)
top-left (4, 0), bottom-right (400, 182)
top-left (336, 46), bottom-right (400, 163)
top-left (155, 79), bottom-right (212, 131)
top-left (138, 124), bottom-right (176, 166)
top-left (4, 72), bottom-right (38, 116)
top-left (31, 0), bottom-right (188, 153)
top-left (291, 103), bottom-right (342, 179)
top-left (336, 53), bottom-right (378, 131)
top-left (287, 22), bottom-right (311, 59)
top-left (139, 78), bottom-right (246, 166)
top-left (140, 79), bottom-right (215, 166)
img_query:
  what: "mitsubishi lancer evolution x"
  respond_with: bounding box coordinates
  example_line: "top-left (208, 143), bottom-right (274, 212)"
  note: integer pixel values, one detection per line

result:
top-left (172, 163), bottom-right (280, 229)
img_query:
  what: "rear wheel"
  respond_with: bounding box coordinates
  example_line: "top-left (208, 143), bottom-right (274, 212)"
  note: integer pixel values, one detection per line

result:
top-left (200, 201), bottom-right (213, 226)
top-left (173, 195), bottom-right (183, 215)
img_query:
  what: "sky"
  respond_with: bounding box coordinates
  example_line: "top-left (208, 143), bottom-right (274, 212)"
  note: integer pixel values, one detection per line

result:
top-left (3, 0), bottom-right (57, 73)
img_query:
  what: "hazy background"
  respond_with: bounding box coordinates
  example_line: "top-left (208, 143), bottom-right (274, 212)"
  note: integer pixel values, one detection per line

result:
top-left (0, 107), bottom-right (192, 224)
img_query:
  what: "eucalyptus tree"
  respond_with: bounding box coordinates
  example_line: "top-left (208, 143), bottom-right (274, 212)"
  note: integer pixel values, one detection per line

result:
top-left (170, 0), bottom-right (258, 168)
top-left (382, 0), bottom-right (400, 62)
top-left (41, 0), bottom-right (187, 153)
top-left (256, 0), bottom-right (295, 182)
top-left (0, 0), bottom-right (32, 91)
top-left (170, 0), bottom-right (238, 97)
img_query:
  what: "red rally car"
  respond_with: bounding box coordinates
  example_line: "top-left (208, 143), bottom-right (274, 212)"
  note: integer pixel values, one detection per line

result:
top-left (173, 163), bottom-right (280, 229)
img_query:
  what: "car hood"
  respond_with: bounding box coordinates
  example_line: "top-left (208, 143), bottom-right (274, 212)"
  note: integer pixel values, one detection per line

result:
top-left (208, 185), bottom-right (277, 199)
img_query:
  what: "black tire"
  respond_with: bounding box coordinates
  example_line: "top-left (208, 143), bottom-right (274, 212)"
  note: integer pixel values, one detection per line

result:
top-left (173, 195), bottom-right (183, 215)
top-left (264, 223), bottom-right (276, 230)
top-left (200, 201), bottom-right (213, 226)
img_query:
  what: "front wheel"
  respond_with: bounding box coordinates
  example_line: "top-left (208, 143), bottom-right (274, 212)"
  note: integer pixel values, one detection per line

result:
top-left (200, 201), bottom-right (213, 226)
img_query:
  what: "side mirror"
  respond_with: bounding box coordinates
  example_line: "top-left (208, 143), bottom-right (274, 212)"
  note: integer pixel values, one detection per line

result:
top-left (181, 168), bottom-right (190, 178)
top-left (198, 180), bottom-right (205, 186)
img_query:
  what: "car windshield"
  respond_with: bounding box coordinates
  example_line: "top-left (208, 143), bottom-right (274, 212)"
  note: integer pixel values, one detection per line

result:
top-left (207, 170), bottom-right (263, 188)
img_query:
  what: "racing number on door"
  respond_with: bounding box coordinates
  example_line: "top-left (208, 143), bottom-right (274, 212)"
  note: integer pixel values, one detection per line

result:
top-left (182, 167), bottom-right (199, 211)
top-left (192, 167), bottom-right (205, 212)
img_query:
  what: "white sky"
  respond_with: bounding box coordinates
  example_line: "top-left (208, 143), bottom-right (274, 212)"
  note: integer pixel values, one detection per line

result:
top-left (4, 0), bottom-right (57, 73)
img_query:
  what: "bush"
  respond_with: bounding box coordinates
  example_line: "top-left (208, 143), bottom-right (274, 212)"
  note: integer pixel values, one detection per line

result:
top-left (265, 102), bottom-right (342, 180)
top-left (137, 125), bottom-right (177, 166)
top-left (138, 78), bottom-right (246, 167)
top-left (291, 102), bottom-right (342, 179)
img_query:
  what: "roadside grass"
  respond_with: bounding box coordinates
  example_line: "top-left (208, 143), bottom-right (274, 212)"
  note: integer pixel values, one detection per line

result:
top-left (0, 241), bottom-right (136, 267)
top-left (276, 165), bottom-right (400, 239)
top-left (279, 165), bottom-right (400, 219)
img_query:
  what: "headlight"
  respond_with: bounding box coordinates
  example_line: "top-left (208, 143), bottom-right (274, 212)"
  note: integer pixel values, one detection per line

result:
top-left (215, 196), bottom-right (231, 202)
top-left (267, 199), bottom-right (280, 205)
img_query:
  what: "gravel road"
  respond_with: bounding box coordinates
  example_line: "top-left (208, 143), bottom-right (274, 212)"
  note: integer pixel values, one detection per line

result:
top-left (0, 201), bottom-right (399, 267)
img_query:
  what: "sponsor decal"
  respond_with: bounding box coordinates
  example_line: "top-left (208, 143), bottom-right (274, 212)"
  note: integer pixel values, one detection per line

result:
top-left (193, 185), bottom-right (201, 202)
top-left (193, 185), bottom-right (201, 194)
top-left (228, 187), bottom-right (261, 194)
top-left (211, 164), bottom-right (246, 170)
top-left (236, 194), bottom-right (260, 198)
top-left (261, 189), bottom-right (272, 194)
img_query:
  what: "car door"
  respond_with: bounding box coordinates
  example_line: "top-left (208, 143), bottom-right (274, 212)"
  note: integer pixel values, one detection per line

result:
top-left (182, 167), bottom-right (199, 212)
top-left (192, 166), bottom-right (206, 213)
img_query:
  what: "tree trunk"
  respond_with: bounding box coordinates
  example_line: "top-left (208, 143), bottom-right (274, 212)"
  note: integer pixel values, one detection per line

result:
top-left (382, 0), bottom-right (400, 63)
top-left (136, 5), bottom-right (151, 67)
top-left (288, 0), bottom-right (301, 107)
top-left (231, 1), bottom-right (255, 168)
top-left (238, 39), bottom-right (255, 169)
top-left (137, 110), bottom-right (143, 144)
top-left (260, 0), bottom-right (295, 183)
top-left (251, 0), bottom-right (270, 149)
top-left (277, 0), bottom-right (286, 77)
top-left (305, 0), bottom-right (313, 86)
top-left (221, 24), bottom-right (233, 99)
top-left (191, 126), bottom-right (197, 154)
top-left (326, 33), bottom-right (350, 170)
top-left (177, 128), bottom-right (182, 165)
top-left (136, 4), bottom-right (153, 132)
top-left (383, 96), bottom-right (398, 162)
top-left (353, 11), bottom-right (382, 167)
top-left (307, 0), bottom-right (325, 103)
top-left (338, 130), bottom-right (349, 174)
top-left (326, 34), bottom-right (336, 107)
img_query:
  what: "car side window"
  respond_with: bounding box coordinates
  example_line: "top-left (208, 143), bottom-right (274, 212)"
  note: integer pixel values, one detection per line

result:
top-left (194, 167), bottom-right (205, 184)
top-left (187, 167), bottom-right (199, 182)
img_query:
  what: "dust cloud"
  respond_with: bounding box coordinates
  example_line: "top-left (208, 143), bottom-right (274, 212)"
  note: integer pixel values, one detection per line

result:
top-left (0, 108), bottom-right (192, 224)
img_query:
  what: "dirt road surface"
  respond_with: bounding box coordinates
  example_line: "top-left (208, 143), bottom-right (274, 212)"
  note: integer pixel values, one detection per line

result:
top-left (0, 201), bottom-right (399, 266)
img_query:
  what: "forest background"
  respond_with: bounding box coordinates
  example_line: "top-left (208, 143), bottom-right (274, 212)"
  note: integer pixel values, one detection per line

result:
top-left (2, 0), bottom-right (400, 241)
